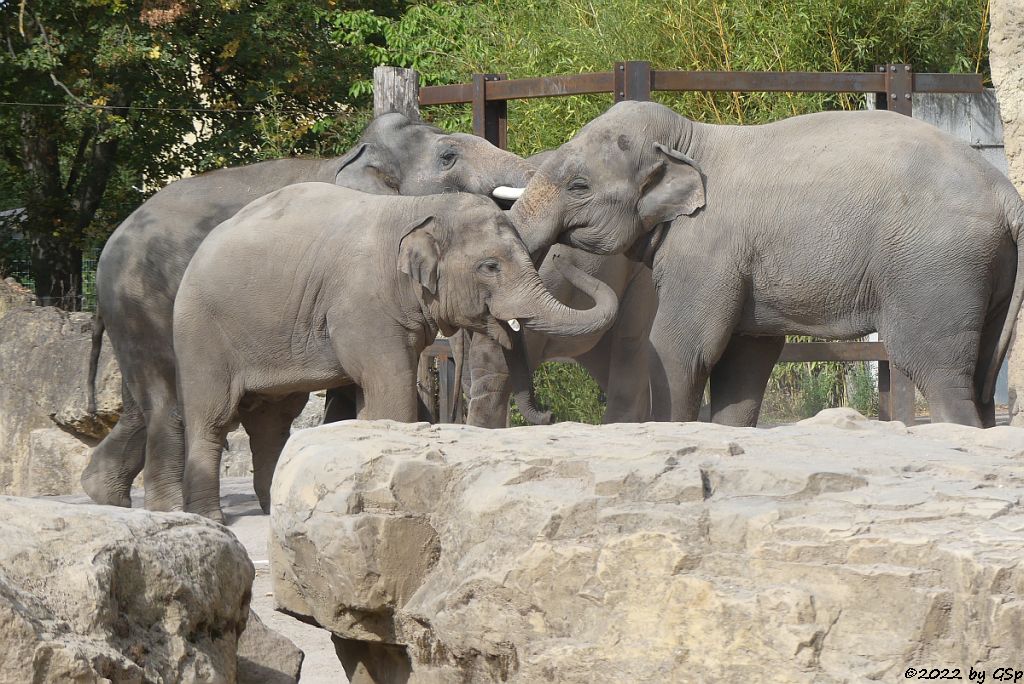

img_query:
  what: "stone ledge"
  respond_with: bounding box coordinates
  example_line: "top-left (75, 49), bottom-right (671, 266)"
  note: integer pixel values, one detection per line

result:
top-left (269, 409), bottom-right (1024, 683)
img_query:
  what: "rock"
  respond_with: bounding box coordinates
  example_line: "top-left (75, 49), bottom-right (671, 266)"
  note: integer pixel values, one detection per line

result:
top-left (25, 428), bottom-right (95, 497)
top-left (270, 415), bottom-right (1024, 683)
top-left (0, 307), bottom-right (120, 495)
top-left (237, 609), bottom-right (304, 684)
top-left (0, 496), bottom-right (254, 682)
top-left (0, 277), bottom-right (35, 319)
top-left (991, 0), bottom-right (1024, 425)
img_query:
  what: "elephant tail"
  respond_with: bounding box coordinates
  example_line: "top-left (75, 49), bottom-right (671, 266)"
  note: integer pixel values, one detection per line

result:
top-left (87, 308), bottom-right (105, 415)
top-left (982, 194), bottom-right (1024, 403)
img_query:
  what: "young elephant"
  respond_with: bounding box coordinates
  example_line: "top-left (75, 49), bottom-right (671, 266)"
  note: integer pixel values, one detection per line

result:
top-left (85, 112), bottom-right (533, 512)
top-left (174, 183), bottom-right (618, 520)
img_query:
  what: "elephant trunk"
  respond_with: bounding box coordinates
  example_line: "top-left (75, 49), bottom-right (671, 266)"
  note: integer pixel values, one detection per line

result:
top-left (506, 175), bottom-right (562, 259)
top-left (496, 254), bottom-right (618, 338)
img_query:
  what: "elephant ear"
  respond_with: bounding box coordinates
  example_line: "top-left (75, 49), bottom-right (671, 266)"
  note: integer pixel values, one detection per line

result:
top-left (335, 142), bottom-right (400, 193)
top-left (398, 216), bottom-right (440, 294)
top-left (637, 142), bottom-right (705, 230)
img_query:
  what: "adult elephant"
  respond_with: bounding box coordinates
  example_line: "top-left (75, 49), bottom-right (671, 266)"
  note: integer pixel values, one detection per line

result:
top-left (84, 112), bottom-right (533, 512)
top-left (505, 100), bottom-right (1024, 428)
top-left (174, 185), bottom-right (618, 520)
top-left (464, 150), bottom-right (656, 428)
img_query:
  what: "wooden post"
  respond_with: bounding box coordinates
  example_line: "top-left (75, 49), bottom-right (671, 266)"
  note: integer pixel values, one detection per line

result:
top-left (373, 66), bottom-right (420, 119)
top-left (472, 73), bottom-right (508, 148)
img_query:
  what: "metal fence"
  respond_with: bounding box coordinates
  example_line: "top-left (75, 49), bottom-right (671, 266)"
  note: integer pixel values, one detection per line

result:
top-left (415, 62), bottom-right (986, 424)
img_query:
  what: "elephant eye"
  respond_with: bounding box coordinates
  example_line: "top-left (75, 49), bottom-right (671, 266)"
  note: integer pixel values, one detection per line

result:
top-left (477, 259), bottom-right (501, 276)
top-left (439, 148), bottom-right (458, 168)
top-left (568, 177), bottom-right (589, 193)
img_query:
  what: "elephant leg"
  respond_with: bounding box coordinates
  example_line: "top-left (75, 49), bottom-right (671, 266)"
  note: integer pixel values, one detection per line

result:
top-left (323, 385), bottom-right (359, 423)
top-left (648, 293), bottom-right (741, 422)
top-left (81, 379), bottom-right (146, 507)
top-left (181, 370), bottom-right (241, 523)
top-left (883, 326), bottom-right (982, 428)
top-left (466, 333), bottom-right (513, 428)
top-left (357, 355), bottom-right (419, 422)
top-left (140, 389), bottom-right (187, 513)
top-left (595, 269), bottom-right (656, 423)
top-left (240, 392), bottom-right (309, 513)
top-left (710, 335), bottom-right (785, 427)
top-left (974, 301), bottom-right (1010, 428)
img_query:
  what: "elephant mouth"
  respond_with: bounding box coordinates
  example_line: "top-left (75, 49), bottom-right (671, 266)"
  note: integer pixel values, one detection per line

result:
top-left (559, 228), bottom-right (615, 255)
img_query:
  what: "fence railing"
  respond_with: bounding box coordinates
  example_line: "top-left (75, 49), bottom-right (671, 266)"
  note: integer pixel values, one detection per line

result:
top-left (397, 63), bottom-right (985, 424)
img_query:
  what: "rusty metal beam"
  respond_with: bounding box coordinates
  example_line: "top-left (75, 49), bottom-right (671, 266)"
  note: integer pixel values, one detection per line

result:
top-left (777, 341), bottom-right (888, 363)
top-left (420, 69), bottom-right (983, 105)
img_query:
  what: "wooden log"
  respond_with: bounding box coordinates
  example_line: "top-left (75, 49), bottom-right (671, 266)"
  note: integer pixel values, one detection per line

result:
top-left (373, 66), bottom-right (420, 119)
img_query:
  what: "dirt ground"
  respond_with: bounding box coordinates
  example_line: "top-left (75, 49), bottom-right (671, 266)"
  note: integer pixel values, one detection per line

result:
top-left (50, 478), bottom-right (348, 684)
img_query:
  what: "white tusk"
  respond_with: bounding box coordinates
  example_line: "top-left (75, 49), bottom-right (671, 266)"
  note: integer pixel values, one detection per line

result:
top-left (507, 319), bottom-right (521, 332)
top-left (492, 186), bottom-right (525, 201)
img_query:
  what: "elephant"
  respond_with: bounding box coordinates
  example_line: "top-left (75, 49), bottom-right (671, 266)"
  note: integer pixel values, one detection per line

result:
top-left (505, 100), bottom-right (1024, 428)
top-left (464, 149), bottom-right (657, 428)
top-left (173, 183), bottom-right (618, 520)
top-left (464, 244), bottom-right (656, 426)
top-left (84, 112), bottom-right (534, 512)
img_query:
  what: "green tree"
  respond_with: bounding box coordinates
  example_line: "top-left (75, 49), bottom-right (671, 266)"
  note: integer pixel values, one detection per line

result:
top-left (0, 0), bottom-right (393, 307)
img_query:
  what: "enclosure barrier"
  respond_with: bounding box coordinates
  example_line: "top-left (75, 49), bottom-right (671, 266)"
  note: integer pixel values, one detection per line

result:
top-left (383, 63), bottom-right (985, 424)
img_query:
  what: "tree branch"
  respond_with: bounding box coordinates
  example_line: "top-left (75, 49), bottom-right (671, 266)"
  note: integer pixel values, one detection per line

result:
top-left (64, 129), bottom-right (94, 195)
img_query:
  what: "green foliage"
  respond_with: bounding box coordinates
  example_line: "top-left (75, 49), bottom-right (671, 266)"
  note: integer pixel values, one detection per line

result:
top-left (847, 362), bottom-right (880, 418)
top-left (510, 362), bottom-right (606, 425)
top-left (327, 0), bottom-right (989, 153)
top-left (0, 0), bottom-right (397, 303)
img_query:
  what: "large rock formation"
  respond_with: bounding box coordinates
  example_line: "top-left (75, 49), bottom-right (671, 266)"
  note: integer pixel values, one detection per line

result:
top-left (0, 306), bottom-right (121, 496)
top-left (991, 0), bottom-right (1024, 425)
top-left (270, 412), bottom-right (1024, 683)
top-left (0, 496), bottom-right (255, 682)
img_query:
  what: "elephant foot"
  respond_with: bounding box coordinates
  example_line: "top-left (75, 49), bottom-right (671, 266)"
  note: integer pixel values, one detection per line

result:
top-left (184, 502), bottom-right (225, 524)
top-left (80, 458), bottom-right (133, 508)
top-left (144, 488), bottom-right (184, 515)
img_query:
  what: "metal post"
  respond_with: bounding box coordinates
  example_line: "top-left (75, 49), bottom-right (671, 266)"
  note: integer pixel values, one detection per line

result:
top-left (878, 360), bottom-right (892, 421)
top-left (373, 66), bottom-right (420, 119)
top-left (874, 63), bottom-right (913, 116)
top-left (472, 73), bottom-right (508, 148)
top-left (614, 61), bottom-right (652, 102)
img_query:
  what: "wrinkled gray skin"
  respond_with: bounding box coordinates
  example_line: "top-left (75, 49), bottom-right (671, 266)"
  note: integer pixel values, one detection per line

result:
top-left (174, 184), bottom-right (618, 520)
top-left (84, 113), bottom-right (534, 512)
top-left (510, 100), bottom-right (1024, 427)
top-left (466, 150), bottom-right (657, 427)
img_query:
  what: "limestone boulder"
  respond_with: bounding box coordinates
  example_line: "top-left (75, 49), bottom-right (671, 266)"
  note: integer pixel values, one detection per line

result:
top-left (237, 609), bottom-right (304, 684)
top-left (0, 307), bottom-right (120, 495)
top-left (0, 496), bottom-right (254, 682)
top-left (0, 277), bottom-right (34, 318)
top-left (270, 410), bottom-right (1024, 683)
top-left (991, 0), bottom-right (1024, 425)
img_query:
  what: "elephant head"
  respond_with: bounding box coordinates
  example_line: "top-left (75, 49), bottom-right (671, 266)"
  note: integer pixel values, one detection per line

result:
top-left (505, 101), bottom-right (706, 259)
top-left (398, 196), bottom-right (619, 350)
top-left (335, 112), bottom-right (534, 201)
